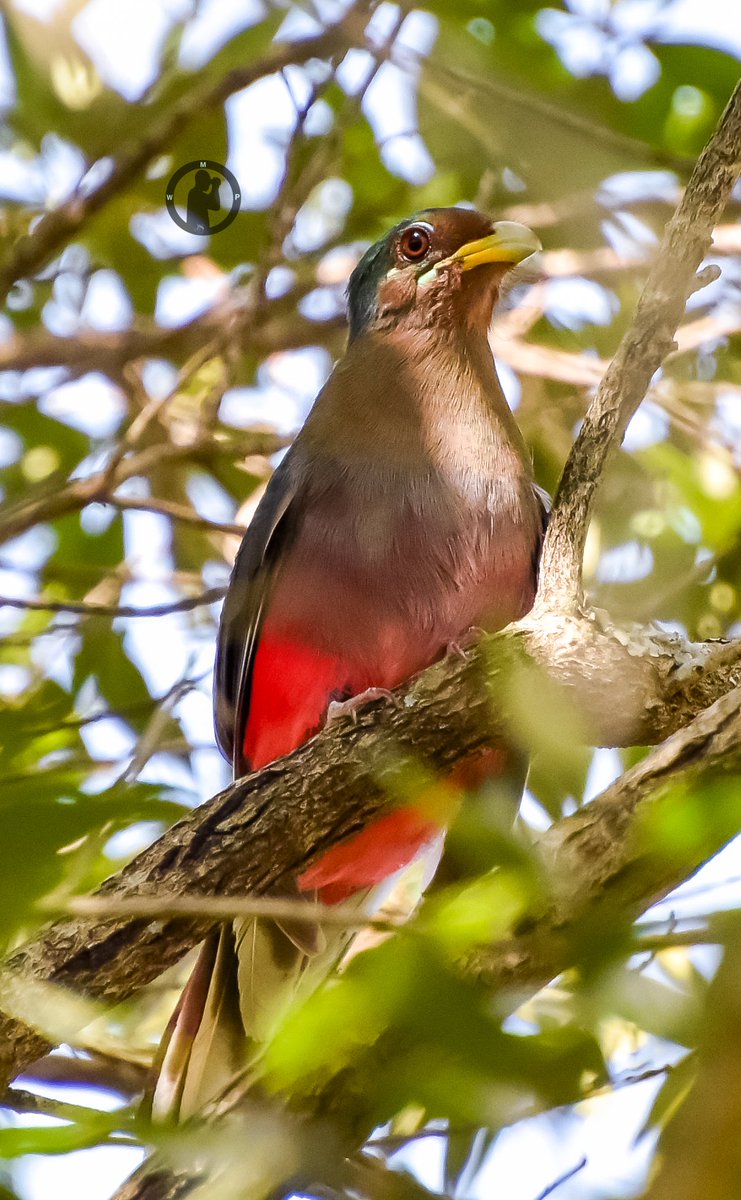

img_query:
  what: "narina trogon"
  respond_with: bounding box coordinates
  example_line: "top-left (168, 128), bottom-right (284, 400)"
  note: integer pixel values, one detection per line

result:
top-left (150, 207), bottom-right (547, 1120)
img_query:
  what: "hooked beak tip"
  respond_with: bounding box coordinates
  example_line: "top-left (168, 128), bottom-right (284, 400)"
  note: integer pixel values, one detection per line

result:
top-left (452, 221), bottom-right (542, 271)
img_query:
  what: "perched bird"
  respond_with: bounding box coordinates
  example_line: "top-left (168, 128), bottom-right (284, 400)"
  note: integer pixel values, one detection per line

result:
top-left (150, 207), bottom-right (546, 1120)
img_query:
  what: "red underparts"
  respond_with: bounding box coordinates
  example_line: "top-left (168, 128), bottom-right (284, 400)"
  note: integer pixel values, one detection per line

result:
top-left (243, 632), bottom-right (503, 903)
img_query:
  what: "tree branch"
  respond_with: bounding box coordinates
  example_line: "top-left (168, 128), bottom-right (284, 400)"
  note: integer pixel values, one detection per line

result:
top-left (0, 5), bottom-right (372, 302)
top-left (104, 495), bottom-right (247, 537)
top-left (50, 894), bottom-right (393, 931)
top-left (491, 309), bottom-right (741, 390)
top-left (0, 55), bottom-right (738, 1200)
top-left (108, 675), bottom-right (741, 1200)
top-left (0, 303), bottom-right (345, 378)
top-left (0, 612), bottom-right (739, 1090)
top-left (463, 682), bottom-right (741, 992)
top-left (0, 587), bottom-right (225, 619)
top-left (0, 429), bottom-right (283, 549)
top-left (535, 79), bottom-right (741, 610)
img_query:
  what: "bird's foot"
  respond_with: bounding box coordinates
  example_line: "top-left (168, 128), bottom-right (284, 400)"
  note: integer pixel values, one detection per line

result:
top-left (445, 626), bottom-right (485, 660)
top-left (326, 687), bottom-right (399, 726)
top-left (446, 639), bottom-right (469, 661)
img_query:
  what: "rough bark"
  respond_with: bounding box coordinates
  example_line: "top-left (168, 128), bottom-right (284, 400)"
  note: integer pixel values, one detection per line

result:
top-left (0, 614), bottom-right (739, 1090)
top-left (107, 682), bottom-right (741, 1200)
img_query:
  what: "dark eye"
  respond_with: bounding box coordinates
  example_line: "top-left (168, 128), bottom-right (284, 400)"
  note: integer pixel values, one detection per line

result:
top-left (399, 226), bottom-right (431, 262)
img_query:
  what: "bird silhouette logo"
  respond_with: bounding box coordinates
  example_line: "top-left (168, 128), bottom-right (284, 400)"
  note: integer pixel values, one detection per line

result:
top-left (166, 160), bottom-right (241, 236)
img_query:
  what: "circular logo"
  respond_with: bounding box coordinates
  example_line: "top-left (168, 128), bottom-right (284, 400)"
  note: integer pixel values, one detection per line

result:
top-left (165, 160), bottom-right (241, 236)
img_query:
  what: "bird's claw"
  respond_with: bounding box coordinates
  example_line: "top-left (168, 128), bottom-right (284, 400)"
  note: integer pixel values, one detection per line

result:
top-left (446, 640), bottom-right (468, 661)
top-left (445, 626), bottom-right (485, 660)
top-left (326, 687), bottom-right (399, 726)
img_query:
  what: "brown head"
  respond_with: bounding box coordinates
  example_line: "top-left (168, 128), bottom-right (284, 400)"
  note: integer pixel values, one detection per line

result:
top-left (347, 207), bottom-right (540, 341)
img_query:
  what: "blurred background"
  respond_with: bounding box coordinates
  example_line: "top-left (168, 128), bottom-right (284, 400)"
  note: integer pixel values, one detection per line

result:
top-left (0, 0), bottom-right (739, 1197)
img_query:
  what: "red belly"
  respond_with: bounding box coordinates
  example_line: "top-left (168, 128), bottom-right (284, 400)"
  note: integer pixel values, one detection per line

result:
top-left (243, 633), bottom-right (355, 771)
top-left (243, 631), bottom-right (441, 903)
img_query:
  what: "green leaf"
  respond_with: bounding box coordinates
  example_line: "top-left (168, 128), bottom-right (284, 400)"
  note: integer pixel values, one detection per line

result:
top-left (0, 403), bottom-right (89, 506)
top-left (265, 937), bottom-right (606, 1130)
top-left (73, 625), bottom-right (152, 728)
top-left (0, 762), bottom-right (187, 943)
top-left (0, 1111), bottom-right (131, 1158)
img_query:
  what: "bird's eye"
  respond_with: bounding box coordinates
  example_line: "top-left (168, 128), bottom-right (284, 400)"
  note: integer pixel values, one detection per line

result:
top-left (399, 226), bottom-right (431, 262)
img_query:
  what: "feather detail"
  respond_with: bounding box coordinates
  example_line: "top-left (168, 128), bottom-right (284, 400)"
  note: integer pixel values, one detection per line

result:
top-left (149, 926), bottom-right (243, 1122)
top-left (243, 635), bottom-right (351, 770)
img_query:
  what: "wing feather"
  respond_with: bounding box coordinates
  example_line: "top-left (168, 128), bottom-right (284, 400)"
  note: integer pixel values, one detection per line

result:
top-left (214, 454), bottom-right (300, 774)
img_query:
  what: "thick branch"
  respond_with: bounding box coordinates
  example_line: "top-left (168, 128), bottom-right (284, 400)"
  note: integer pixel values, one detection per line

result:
top-left (110, 680), bottom-right (741, 1200)
top-left (241, 683), bottom-right (741, 1162)
top-left (464, 683), bottom-right (741, 991)
top-left (536, 79), bottom-right (741, 609)
top-left (0, 611), bottom-right (739, 1089)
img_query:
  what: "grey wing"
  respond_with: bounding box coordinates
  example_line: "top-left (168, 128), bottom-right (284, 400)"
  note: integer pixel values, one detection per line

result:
top-left (213, 455), bottom-right (300, 774)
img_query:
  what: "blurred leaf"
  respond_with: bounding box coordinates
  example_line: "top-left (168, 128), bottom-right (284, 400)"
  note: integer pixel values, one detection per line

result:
top-left (423, 869), bottom-right (531, 952)
top-left (0, 768), bottom-right (187, 943)
top-left (0, 1112), bottom-right (129, 1158)
top-left (73, 625), bottom-right (152, 727)
top-left (44, 510), bottom-right (125, 597)
top-left (0, 975), bottom-right (103, 1047)
top-left (0, 402), bottom-right (89, 505)
top-left (265, 937), bottom-right (606, 1130)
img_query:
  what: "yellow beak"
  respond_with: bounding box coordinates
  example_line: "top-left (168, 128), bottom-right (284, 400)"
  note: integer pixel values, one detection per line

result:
top-left (451, 221), bottom-right (541, 270)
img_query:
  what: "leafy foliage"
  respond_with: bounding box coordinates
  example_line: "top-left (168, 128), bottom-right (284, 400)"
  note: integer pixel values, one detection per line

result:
top-left (0, 1), bottom-right (739, 1198)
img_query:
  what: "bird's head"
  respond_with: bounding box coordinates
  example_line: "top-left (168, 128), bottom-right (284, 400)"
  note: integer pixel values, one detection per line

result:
top-left (347, 207), bottom-right (540, 342)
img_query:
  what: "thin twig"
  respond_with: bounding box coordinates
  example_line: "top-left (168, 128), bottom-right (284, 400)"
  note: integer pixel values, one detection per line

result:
top-left (0, 300), bottom-right (344, 376)
top-left (0, 4), bottom-right (372, 301)
top-left (120, 674), bottom-right (202, 784)
top-left (533, 1157), bottom-right (588, 1200)
top-left (421, 53), bottom-right (694, 171)
top-left (103, 331), bottom-right (231, 490)
top-left (43, 893), bottom-right (400, 932)
top-left (635, 929), bottom-right (722, 951)
top-left (0, 588), bottom-right (225, 619)
top-left (634, 908), bottom-right (741, 952)
top-left (0, 1085), bottom-right (132, 1126)
top-left (104, 495), bottom-right (247, 537)
top-left (0, 429), bottom-right (282, 548)
top-left (21, 1048), bottom-right (148, 1098)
